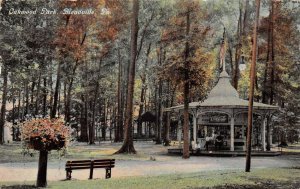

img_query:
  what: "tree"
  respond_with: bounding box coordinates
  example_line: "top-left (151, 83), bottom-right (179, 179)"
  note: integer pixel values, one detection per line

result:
top-left (160, 0), bottom-right (214, 158)
top-left (137, 43), bottom-right (151, 138)
top-left (245, 0), bottom-right (260, 173)
top-left (0, 61), bottom-right (8, 145)
top-left (116, 0), bottom-right (139, 154)
top-left (182, 1), bottom-right (191, 159)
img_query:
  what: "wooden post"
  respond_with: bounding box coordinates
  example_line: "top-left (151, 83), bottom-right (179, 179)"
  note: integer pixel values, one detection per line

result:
top-left (246, 0), bottom-right (260, 172)
top-left (89, 160), bottom-right (94, 179)
top-left (106, 168), bottom-right (111, 179)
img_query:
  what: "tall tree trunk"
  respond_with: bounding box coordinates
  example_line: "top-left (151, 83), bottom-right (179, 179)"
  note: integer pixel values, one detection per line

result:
top-left (137, 43), bottom-right (151, 138)
top-left (90, 83), bottom-right (99, 144)
top-left (65, 60), bottom-right (79, 123)
top-left (120, 69), bottom-right (125, 141)
top-left (155, 46), bottom-right (162, 144)
top-left (51, 61), bottom-right (61, 119)
top-left (12, 93), bottom-right (15, 141)
top-left (245, 0), bottom-right (260, 172)
top-left (228, 43), bottom-right (234, 77)
top-left (85, 95), bottom-right (89, 142)
top-left (156, 81), bottom-right (162, 144)
top-left (102, 99), bottom-right (107, 141)
top-left (31, 80), bottom-right (36, 105)
top-left (115, 49), bottom-right (122, 142)
top-left (262, 1), bottom-right (275, 151)
top-left (34, 72), bottom-right (42, 116)
top-left (183, 4), bottom-right (191, 159)
top-left (25, 82), bottom-right (29, 116)
top-left (0, 64), bottom-right (8, 144)
top-left (164, 81), bottom-right (171, 146)
top-left (49, 65), bottom-right (54, 113)
top-left (233, 4), bottom-right (243, 89)
top-left (65, 33), bottom-right (86, 122)
top-left (42, 77), bottom-right (47, 117)
top-left (243, 0), bottom-right (250, 35)
top-left (17, 89), bottom-right (21, 120)
top-left (80, 95), bottom-right (88, 142)
top-left (22, 85), bottom-right (26, 121)
top-left (116, 0), bottom-right (139, 154)
top-left (269, 2), bottom-right (275, 105)
top-left (262, 1), bottom-right (274, 104)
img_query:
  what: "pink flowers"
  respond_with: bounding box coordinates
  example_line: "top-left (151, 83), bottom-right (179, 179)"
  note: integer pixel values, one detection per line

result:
top-left (21, 118), bottom-right (71, 151)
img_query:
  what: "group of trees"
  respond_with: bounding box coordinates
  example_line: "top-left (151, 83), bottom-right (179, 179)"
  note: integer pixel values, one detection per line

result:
top-left (0, 0), bottom-right (299, 157)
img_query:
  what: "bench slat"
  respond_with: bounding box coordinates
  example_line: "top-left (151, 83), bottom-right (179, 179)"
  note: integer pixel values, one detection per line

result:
top-left (66, 163), bottom-right (115, 167)
top-left (66, 160), bottom-right (114, 164)
top-left (66, 162), bottom-right (92, 166)
top-left (67, 159), bottom-right (114, 163)
top-left (66, 165), bottom-right (115, 170)
top-left (66, 162), bottom-right (114, 166)
top-left (94, 159), bottom-right (115, 162)
top-left (66, 160), bottom-right (91, 163)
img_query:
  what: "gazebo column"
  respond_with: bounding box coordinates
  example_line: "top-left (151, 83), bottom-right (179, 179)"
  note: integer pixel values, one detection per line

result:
top-left (268, 121), bottom-right (273, 148)
top-left (193, 115), bottom-right (197, 149)
top-left (230, 117), bottom-right (235, 151)
top-left (262, 117), bottom-right (267, 151)
top-left (269, 129), bottom-right (273, 146)
top-left (242, 124), bottom-right (245, 151)
top-left (177, 119), bottom-right (182, 148)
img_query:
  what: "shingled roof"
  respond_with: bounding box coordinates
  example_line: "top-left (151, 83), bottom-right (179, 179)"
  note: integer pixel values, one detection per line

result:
top-left (166, 70), bottom-right (278, 111)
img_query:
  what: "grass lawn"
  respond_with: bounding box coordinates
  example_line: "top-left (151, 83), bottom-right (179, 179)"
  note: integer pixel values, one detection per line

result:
top-left (1, 167), bottom-right (300, 189)
top-left (0, 142), bottom-right (150, 163)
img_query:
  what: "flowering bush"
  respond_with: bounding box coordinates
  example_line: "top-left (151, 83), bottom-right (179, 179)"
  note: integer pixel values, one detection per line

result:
top-left (21, 118), bottom-right (71, 151)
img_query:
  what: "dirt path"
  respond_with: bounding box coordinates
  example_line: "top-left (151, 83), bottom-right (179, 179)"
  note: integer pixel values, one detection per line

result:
top-left (0, 142), bottom-right (299, 182)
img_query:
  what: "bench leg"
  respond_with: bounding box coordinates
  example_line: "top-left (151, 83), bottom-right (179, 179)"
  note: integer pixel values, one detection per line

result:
top-left (105, 168), bottom-right (111, 179)
top-left (66, 170), bottom-right (72, 180)
top-left (89, 168), bottom-right (94, 179)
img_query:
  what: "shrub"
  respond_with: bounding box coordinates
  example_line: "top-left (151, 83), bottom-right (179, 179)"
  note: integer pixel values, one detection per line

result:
top-left (20, 118), bottom-right (70, 151)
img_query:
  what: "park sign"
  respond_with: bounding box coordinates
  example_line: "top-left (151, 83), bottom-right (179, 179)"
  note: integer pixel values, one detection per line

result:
top-left (209, 114), bottom-right (228, 123)
top-left (199, 113), bottom-right (229, 124)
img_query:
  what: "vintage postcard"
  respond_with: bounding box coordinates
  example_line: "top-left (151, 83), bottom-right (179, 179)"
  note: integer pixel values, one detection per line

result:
top-left (0, 0), bottom-right (299, 188)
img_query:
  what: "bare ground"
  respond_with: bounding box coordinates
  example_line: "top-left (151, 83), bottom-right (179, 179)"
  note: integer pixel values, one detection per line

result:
top-left (0, 142), bottom-right (299, 183)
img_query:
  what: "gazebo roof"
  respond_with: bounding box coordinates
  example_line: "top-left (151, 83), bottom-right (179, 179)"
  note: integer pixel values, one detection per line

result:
top-left (166, 70), bottom-right (278, 112)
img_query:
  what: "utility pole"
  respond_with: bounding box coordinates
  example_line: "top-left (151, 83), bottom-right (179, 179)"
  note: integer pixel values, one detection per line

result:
top-left (245, 0), bottom-right (260, 172)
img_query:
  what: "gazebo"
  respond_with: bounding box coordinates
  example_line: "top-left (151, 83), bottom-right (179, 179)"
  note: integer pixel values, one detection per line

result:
top-left (166, 67), bottom-right (278, 152)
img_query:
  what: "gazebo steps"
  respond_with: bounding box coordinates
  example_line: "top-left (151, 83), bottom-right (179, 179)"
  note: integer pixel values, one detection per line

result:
top-left (168, 148), bottom-right (281, 157)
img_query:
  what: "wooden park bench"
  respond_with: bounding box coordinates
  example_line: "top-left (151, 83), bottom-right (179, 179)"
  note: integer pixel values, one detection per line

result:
top-left (65, 159), bottom-right (115, 180)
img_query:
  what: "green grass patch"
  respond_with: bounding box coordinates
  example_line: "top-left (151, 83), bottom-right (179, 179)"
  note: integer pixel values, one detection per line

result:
top-left (0, 143), bottom-right (151, 163)
top-left (1, 168), bottom-right (299, 189)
